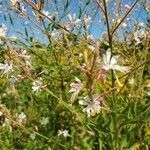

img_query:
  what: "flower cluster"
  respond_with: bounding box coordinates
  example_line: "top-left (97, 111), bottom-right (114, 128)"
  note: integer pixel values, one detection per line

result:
top-left (79, 95), bottom-right (104, 117)
top-left (58, 129), bottom-right (70, 138)
top-left (0, 61), bottom-right (13, 76)
top-left (69, 77), bottom-right (84, 102)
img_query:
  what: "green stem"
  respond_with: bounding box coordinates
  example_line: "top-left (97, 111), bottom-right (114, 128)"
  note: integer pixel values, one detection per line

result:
top-left (103, 0), bottom-right (118, 148)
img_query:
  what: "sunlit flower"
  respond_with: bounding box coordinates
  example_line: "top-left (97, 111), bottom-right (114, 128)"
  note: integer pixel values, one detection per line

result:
top-left (9, 75), bottom-right (24, 84)
top-left (88, 45), bottom-right (95, 51)
top-left (83, 15), bottom-right (92, 28)
top-left (129, 78), bottom-right (135, 85)
top-left (87, 34), bottom-right (94, 40)
top-left (65, 13), bottom-right (81, 26)
top-left (32, 78), bottom-right (43, 93)
top-left (20, 5), bottom-right (27, 14)
top-left (102, 49), bottom-right (129, 73)
top-left (42, 10), bottom-right (52, 19)
top-left (69, 77), bottom-right (84, 102)
top-left (68, 13), bottom-right (80, 25)
top-left (133, 29), bottom-right (145, 45)
top-left (124, 4), bottom-right (131, 10)
top-left (18, 112), bottom-right (26, 123)
top-left (121, 22), bottom-right (127, 28)
top-left (79, 95), bottom-right (103, 117)
top-left (40, 117), bottom-right (49, 125)
top-left (30, 133), bottom-right (36, 140)
top-left (42, 10), bottom-right (49, 16)
top-left (0, 24), bottom-right (7, 38)
top-left (58, 129), bottom-right (70, 138)
top-left (0, 61), bottom-right (13, 75)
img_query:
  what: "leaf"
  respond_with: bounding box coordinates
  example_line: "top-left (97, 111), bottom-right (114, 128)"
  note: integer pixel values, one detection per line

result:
top-left (9, 14), bottom-right (14, 26)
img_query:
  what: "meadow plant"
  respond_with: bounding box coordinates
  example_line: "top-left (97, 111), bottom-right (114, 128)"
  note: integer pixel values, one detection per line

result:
top-left (0, 0), bottom-right (149, 149)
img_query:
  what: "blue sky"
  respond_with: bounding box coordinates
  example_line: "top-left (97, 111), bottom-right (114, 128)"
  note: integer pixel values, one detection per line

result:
top-left (0, 0), bottom-right (149, 42)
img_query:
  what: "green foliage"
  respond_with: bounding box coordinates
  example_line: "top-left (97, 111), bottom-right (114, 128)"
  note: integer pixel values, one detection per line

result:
top-left (0, 0), bottom-right (150, 149)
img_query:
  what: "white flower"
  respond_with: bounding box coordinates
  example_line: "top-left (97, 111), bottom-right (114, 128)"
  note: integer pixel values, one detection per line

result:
top-left (20, 5), bottom-right (27, 14)
top-left (88, 45), bottom-right (95, 51)
top-left (0, 24), bottom-right (7, 38)
top-left (42, 10), bottom-right (52, 19)
top-left (0, 61), bottom-right (13, 75)
top-left (67, 13), bottom-right (81, 26)
top-left (69, 77), bottom-right (84, 102)
top-left (40, 117), bottom-right (49, 125)
top-left (58, 129), bottom-right (70, 138)
top-left (87, 34), bottom-right (94, 40)
top-left (102, 49), bottom-right (129, 73)
top-left (20, 50), bottom-right (31, 59)
top-left (64, 13), bottom-right (81, 26)
top-left (129, 78), bottom-right (135, 85)
top-left (9, 75), bottom-right (24, 84)
top-left (18, 112), bottom-right (26, 123)
top-left (30, 133), bottom-right (36, 140)
top-left (32, 78), bottom-right (43, 93)
top-left (124, 4), bottom-right (131, 10)
top-left (83, 15), bottom-right (92, 28)
top-left (121, 22), bottom-right (127, 28)
top-left (79, 95), bottom-right (103, 117)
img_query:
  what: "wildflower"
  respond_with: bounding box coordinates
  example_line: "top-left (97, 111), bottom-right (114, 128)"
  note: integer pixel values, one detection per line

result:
top-left (83, 15), bottom-right (92, 28)
top-left (101, 49), bottom-right (129, 86)
top-left (0, 24), bottom-right (7, 38)
top-left (69, 77), bottom-right (84, 102)
top-left (102, 49), bottom-right (129, 73)
top-left (121, 22), bottom-right (127, 28)
top-left (40, 117), bottom-right (49, 125)
top-left (79, 95), bottom-right (103, 117)
top-left (42, 10), bottom-right (49, 17)
top-left (18, 112), bottom-right (26, 123)
top-left (32, 78), bottom-right (43, 93)
top-left (124, 4), bottom-right (131, 10)
top-left (0, 61), bottom-right (13, 75)
top-left (65, 13), bottom-right (81, 26)
top-left (20, 5), bottom-right (27, 14)
top-left (20, 50), bottom-right (31, 59)
top-left (58, 129), bottom-right (70, 138)
top-left (87, 34), bottom-right (94, 40)
top-left (42, 10), bottom-right (52, 19)
top-left (129, 78), bottom-right (135, 85)
top-left (88, 45), bottom-right (95, 51)
top-left (30, 133), bottom-right (36, 140)
top-left (9, 75), bottom-right (24, 85)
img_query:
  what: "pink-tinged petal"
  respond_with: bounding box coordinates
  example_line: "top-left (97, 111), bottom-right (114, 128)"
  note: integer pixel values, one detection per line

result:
top-left (97, 67), bottom-right (106, 81)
